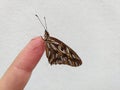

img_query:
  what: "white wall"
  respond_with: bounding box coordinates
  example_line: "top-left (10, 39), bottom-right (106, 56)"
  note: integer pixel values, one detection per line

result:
top-left (0, 0), bottom-right (120, 90)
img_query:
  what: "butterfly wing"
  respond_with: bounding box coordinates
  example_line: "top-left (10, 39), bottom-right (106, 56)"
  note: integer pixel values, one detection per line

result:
top-left (45, 36), bottom-right (82, 67)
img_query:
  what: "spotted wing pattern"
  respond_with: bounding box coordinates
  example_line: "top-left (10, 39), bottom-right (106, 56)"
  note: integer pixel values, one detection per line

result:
top-left (45, 37), bottom-right (82, 67)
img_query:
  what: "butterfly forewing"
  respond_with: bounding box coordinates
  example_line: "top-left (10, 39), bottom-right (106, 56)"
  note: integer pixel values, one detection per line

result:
top-left (45, 33), bottom-right (82, 67)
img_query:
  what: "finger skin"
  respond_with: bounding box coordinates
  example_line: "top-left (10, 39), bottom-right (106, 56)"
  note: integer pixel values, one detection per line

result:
top-left (0, 36), bottom-right (45, 90)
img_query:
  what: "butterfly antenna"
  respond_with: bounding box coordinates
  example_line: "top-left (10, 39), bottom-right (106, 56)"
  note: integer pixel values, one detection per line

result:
top-left (35, 14), bottom-right (46, 30)
top-left (44, 16), bottom-right (47, 30)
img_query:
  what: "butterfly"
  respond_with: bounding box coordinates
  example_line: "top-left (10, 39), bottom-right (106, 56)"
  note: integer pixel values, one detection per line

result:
top-left (35, 14), bottom-right (82, 67)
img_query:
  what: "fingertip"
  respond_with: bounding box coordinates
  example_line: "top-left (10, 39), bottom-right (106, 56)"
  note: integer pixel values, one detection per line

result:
top-left (30, 36), bottom-right (45, 48)
top-left (19, 36), bottom-right (45, 70)
top-left (0, 36), bottom-right (45, 90)
top-left (13, 36), bottom-right (45, 72)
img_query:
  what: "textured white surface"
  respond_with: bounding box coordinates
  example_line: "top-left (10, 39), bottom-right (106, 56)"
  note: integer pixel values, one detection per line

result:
top-left (0, 0), bottom-right (120, 90)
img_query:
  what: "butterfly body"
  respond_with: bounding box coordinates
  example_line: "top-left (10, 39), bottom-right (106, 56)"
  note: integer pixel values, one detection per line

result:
top-left (44, 30), bottom-right (82, 67)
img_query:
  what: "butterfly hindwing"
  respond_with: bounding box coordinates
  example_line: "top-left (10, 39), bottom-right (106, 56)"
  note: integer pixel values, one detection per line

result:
top-left (45, 36), bottom-right (82, 67)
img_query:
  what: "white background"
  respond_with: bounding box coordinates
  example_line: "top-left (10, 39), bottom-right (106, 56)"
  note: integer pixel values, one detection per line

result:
top-left (0, 0), bottom-right (120, 90)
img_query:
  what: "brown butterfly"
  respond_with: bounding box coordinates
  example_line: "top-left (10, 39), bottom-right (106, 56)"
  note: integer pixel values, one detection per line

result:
top-left (35, 15), bottom-right (82, 67)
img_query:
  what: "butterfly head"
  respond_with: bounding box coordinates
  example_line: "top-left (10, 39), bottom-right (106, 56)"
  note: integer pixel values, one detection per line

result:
top-left (35, 15), bottom-right (49, 40)
top-left (44, 30), bottom-right (49, 41)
